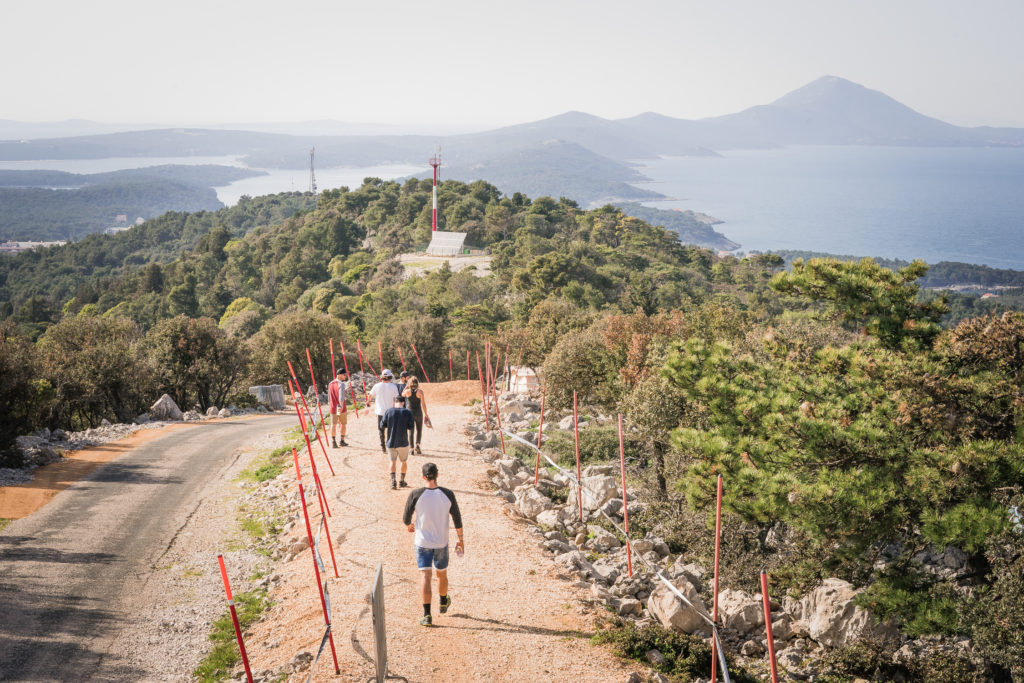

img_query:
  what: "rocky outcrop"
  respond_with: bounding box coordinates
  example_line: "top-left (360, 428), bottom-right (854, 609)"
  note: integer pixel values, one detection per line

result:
top-left (784, 578), bottom-right (899, 647)
top-left (646, 576), bottom-right (710, 635)
top-left (717, 589), bottom-right (764, 635)
top-left (150, 394), bottom-right (183, 421)
top-left (248, 384), bottom-right (285, 410)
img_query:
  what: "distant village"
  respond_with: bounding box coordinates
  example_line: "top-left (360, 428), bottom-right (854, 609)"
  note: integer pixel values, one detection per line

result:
top-left (0, 214), bottom-right (143, 254)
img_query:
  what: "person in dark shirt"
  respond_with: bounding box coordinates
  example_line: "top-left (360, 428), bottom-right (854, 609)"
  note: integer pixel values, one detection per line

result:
top-left (383, 395), bottom-right (415, 489)
top-left (402, 462), bottom-right (464, 626)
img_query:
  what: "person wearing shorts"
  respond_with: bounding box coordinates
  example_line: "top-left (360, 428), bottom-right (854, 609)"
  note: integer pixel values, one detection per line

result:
top-left (327, 370), bottom-right (349, 447)
top-left (402, 462), bottom-right (464, 626)
top-left (383, 395), bottom-right (415, 489)
top-left (369, 369), bottom-right (401, 453)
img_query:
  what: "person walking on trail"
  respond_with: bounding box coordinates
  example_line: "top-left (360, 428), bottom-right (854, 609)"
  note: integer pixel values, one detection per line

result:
top-left (327, 369), bottom-right (349, 448)
top-left (402, 462), bottom-right (464, 626)
top-left (402, 376), bottom-right (430, 455)
top-left (369, 369), bottom-right (401, 453)
top-left (383, 395), bottom-right (415, 489)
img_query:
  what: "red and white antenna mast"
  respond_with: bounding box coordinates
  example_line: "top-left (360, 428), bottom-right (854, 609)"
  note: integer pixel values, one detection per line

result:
top-left (429, 145), bottom-right (441, 231)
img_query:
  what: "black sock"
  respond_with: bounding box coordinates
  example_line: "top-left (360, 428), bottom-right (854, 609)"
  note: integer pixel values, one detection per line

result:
top-left (390, 472), bottom-right (396, 482)
top-left (423, 603), bottom-right (431, 617)
top-left (400, 473), bottom-right (405, 481)
top-left (440, 594), bottom-right (448, 606)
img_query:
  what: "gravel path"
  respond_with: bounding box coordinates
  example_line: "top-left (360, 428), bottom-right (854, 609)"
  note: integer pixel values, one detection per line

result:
top-left (0, 414), bottom-right (294, 681)
top-left (241, 381), bottom-right (639, 682)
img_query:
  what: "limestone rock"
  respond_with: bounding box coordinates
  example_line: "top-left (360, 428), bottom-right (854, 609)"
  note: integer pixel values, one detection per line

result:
top-left (646, 576), bottom-right (709, 635)
top-left (516, 487), bottom-right (554, 520)
top-left (218, 408), bottom-right (232, 418)
top-left (619, 598), bottom-right (642, 617)
top-left (718, 589), bottom-right (764, 635)
top-left (248, 384), bottom-right (285, 410)
top-left (149, 394), bottom-right (183, 421)
top-left (206, 406), bottom-right (219, 417)
top-left (182, 410), bottom-right (203, 422)
top-left (785, 578), bottom-right (899, 647)
top-left (569, 474), bottom-right (619, 511)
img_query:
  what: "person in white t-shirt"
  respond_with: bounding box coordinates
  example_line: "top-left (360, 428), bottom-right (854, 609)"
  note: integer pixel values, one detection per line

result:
top-left (368, 369), bottom-right (401, 453)
top-left (402, 462), bottom-right (464, 626)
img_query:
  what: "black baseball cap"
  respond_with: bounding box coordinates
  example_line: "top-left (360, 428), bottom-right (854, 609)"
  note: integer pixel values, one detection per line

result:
top-left (400, 370), bottom-right (410, 378)
top-left (422, 462), bottom-right (438, 480)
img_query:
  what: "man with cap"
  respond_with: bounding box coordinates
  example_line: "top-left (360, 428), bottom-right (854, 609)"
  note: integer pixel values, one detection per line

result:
top-left (368, 369), bottom-right (401, 453)
top-left (402, 462), bottom-right (464, 626)
top-left (383, 394), bottom-right (415, 489)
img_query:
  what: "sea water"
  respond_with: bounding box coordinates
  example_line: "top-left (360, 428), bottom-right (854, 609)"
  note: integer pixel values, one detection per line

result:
top-left (634, 146), bottom-right (1024, 269)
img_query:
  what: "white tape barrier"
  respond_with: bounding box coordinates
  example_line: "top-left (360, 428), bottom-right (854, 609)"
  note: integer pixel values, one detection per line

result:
top-left (502, 428), bottom-right (732, 682)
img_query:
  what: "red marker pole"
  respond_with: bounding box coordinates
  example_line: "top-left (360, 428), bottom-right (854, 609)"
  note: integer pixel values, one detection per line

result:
top-left (574, 389), bottom-right (582, 522)
top-left (305, 348), bottom-right (331, 453)
top-left (329, 339), bottom-right (337, 378)
top-left (397, 346), bottom-right (408, 372)
top-left (448, 348), bottom-right (453, 382)
top-left (216, 554), bottom-right (254, 683)
top-left (411, 343), bottom-right (430, 383)
top-left (294, 456), bottom-right (340, 674)
top-left (618, 414), bottom-right (633, 577)
top-left (711, 474), bottom-right (724, 683)
top-left (288, 379), bottom-right (306, 432)
top-left (338, 341), bottom-right (358, 418)
top-left (534, 388), bottom-right (546, 484)
top-left (761, 571), bottom-right (779, 683)
top-left (358, 340), bottom-right (380, 380)
top-left (476, 352), bottom-right (490, 431)
top-left (290, 389), bottom-right (332, 517)
top-left (294, 449), bottom-right (339, 577)
top-left (361, 377), bottom-right (370, 406)
top-left (378, 341), bottom-right (384, 374)
top-left (287, 361), bottom-right (336, 476)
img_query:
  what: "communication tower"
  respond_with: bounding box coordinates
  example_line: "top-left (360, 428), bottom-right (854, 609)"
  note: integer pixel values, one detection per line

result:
top-left (429, 146), bottom-right (441, 231)
top-left (309, 147), bottom-right (317, 195)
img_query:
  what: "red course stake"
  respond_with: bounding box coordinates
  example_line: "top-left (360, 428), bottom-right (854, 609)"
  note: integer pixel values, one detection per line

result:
top-left (293, 448), bottom-right (338, 577)
top-left (411, 343), bottom-right (430, 383)
top-left (287, 361), bottom-right (336, 476)
top-left (329, 338), bottom-right (337, 378)
top-left (397, 346), bottom-right (408, 372)
top-left (293, 453), bottom-right (341, 674)
top-left (216, 553), bottom-right (254, 683)
top-left (378, 341), bottom-right (384, 374)
top-left (761, 570), bottom-right (780, 683)
top-left (618, 414), bottom-right (633, 578)
top-left (305, 349), bottom-right (331, 455)
top-left (573, 390), bottom-right (582, 522)
top-left (491, 384), bottom-right (507, 456)
top-left (290, 388), bottom-right (332, 518)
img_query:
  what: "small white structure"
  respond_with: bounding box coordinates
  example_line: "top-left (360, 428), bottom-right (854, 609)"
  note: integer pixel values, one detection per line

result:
top-left (508, 366), bottom-right (540, 393)
top-left (425, 231), bottom-right (467, 257)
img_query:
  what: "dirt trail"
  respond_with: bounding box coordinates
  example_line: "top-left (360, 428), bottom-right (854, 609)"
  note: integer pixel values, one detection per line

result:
top-left (246, 381), bottom-right (637, 682)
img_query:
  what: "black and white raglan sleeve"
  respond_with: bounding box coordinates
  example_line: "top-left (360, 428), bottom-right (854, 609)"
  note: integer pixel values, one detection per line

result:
top-left (441, 487), bottom-right (463, 529)
top-left (403, 487), bottom-right (425, 525)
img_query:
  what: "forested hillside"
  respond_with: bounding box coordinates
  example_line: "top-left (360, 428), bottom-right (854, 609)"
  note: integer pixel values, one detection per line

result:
top-left (0, 165), bottom-right (263, 241)
top-left (2, 177), bottom-right (1023, 679)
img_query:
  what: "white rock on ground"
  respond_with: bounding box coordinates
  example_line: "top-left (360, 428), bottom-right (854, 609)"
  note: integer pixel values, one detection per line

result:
top-left (569, 474), bottom-right (619, 511)
top-left (646, 576), bottom-right (710, 635)
top-left (717, 589), bottom-right (764, 635)
top-left (150, 394), bottom-right (183, 421)
top-left (784, 578), bottom-right (899, 647)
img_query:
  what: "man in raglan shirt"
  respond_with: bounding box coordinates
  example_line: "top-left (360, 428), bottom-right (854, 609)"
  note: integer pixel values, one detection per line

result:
top-left (368, 369), bottom-right (401, 453)
top-left (327, 369), bottom-right (349, 448)
top-left (402, 462), bottom-right (464, 626)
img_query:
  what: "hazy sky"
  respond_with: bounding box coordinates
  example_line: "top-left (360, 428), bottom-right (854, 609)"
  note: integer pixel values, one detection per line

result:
top-left (3, 0), bottom-right (1023, 129)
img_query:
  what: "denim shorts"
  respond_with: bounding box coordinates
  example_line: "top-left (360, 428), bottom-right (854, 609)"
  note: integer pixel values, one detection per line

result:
top-left (416, 545), bottom-right (449, 571)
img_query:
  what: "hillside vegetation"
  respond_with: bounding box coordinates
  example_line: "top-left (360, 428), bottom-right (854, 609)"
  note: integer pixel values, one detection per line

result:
top-left (0, 165), bottom-right (263, 241)
top-left (1, 177), bottom-right (1023, 680)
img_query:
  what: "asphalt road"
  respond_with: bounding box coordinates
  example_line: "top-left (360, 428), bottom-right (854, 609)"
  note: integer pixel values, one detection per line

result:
top-left (0, 415), bottom-right (293, 682)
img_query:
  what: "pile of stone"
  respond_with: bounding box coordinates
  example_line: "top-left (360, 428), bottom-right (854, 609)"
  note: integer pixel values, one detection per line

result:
top-left (465, 398), bottom-right (909, 680)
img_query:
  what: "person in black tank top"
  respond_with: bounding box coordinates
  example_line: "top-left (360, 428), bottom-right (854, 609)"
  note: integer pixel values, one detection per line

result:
top-left (402, 376), bottom-right (428, 454)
